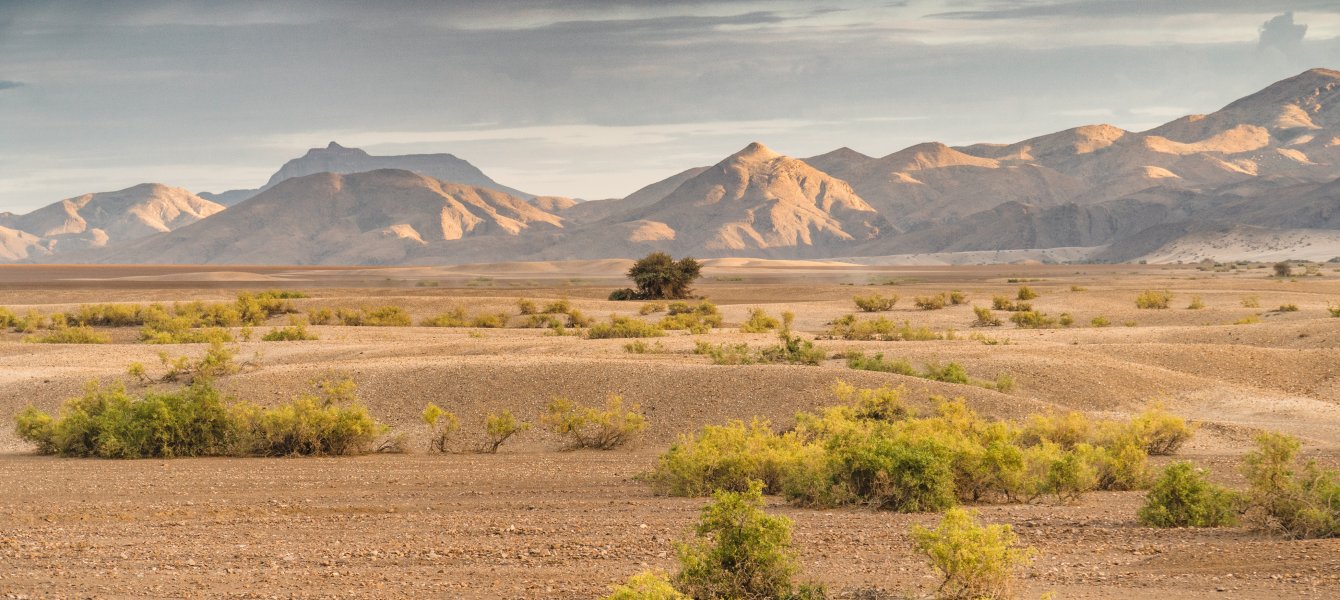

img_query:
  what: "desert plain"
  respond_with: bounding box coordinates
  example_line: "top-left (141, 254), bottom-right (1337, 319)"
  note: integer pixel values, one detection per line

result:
top-left (0, 259), bottom-right (1338, 600)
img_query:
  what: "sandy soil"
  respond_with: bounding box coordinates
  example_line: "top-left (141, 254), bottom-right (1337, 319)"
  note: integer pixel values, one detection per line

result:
top-left (0, 261), bottom-right (1338, 599)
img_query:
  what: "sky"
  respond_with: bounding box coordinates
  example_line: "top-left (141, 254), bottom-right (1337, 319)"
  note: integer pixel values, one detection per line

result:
top-left (1, 0), bottom-right (1339, 212)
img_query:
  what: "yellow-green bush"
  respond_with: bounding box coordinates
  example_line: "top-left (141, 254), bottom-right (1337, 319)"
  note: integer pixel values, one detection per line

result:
top-left (739, 307), bottom-right (781, 333)
top-left (335, 306), bottom-right (412, 326)
top-left (1009, 310), bottom-right (1056, 329)
top-left (422, 403), bottom-right (460, 453)
top-left (972, 306), bottom-right (1001, 327)
top-left (914, 293), bottom-right (948, 310)
top-left (853, 293), bottom-right (898, 312)
top-left (1241, 433), bottom-right (1340, 538)
top-left (1015, 286), bottom-right (1039, 301)
top-left (638, 302), bottom-right (667, 315)
top-left (1135, 290), bottom-right (1172, 309)
top-left (659, 301), bottom-right (722, 333)
top-left (911, 508), bottom-right (1035, 600)
top-left (541, 395), bottom-right (647, 450)
top-left (516, 298), bottom-right (538, 315)
top-left (645, 419), bottom-right (813, 496)
top-left (262, 323), bottom-right (318, 341)
top-left (479, 410), bottom-right (529, 453)
top-left (230, 379), bottom-right (383, 456)
top-left (24, 325), bottom-right (111, 344)
top-left (602, 572), bottom-right (687, 600)
top-left (825, 315), bottom-right (946, 341)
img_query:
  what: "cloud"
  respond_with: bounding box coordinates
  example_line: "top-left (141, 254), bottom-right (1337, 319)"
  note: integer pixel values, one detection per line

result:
top-left (0, 81), bottom-right (21, 91)
top-left (931, 0), bottom-right (1340, 20)
top-left (1259, 12), bottom-right (1307, 52)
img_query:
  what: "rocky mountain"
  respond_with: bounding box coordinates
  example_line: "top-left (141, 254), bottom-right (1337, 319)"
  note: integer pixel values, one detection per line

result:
top-left (93, 169), bottom-right (562, 265)
top-left (10, 68), bottom-right (1340, 265)
top-left (200, 142), bottom-right (532, 205)
top-left (0, 183), bottom-right (223, 259)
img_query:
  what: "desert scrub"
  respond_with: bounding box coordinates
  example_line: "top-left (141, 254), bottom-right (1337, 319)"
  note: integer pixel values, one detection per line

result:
top-left (1328, 303), bottom-right (1340, 317)
top-left (541, 395), bottom-right (647, 450)
top-left (853, 293), bottom-right (898, 312)
top-left (1135, 290), bottom-right (1172, 309)
top-left (422, 403), bottom-right (460, 453)
top-left (1015, 286), bottom-right (1039, 301)
top-left (262, 322), bottom-right (317, 341)
top-left (659, 300), bottom-right (722, 333)
top-left (515, 298), bottom-right (538, 315)
top-left (479, 410), bottom-right (529, 453)
top-left (1129, 404), bottom-right (1193, 455)
top-left (624, 340), bottom-right (668, 354)
top-left (911, 508), bottom-right (1036, 600)
top-left (673, 482), bottom-right (824, 600)
top-left (24, 325), bottom-right (111, 344)
top-left (229, 378), bottom-right (384, 456)
top-left (844, 351), bottom-right (914, 376)
top-left (602, 571), bottom-right (687, 600)
top-left (1138, 462), bottom-right (1240, 528)
top-left (334, 306), bottom-right (412, 326)
top-left (1009, 310), bottom-right (1056, 329)
top-left (971, 306), bottom-right (1001, 327)
top-left (1274, 303), bottom-right (1299, 313)
top-left (1090, 316), bottom-right (1111, 328)
top-left (914, 293), bottom-right (948, 310)
top-left (15, 377), bottom-right (383, 458)
top-left (646, 384), bottom-right (1175, 510)
top-left (638, 302), bottom-right (667, 315)
top-left (156, 341), bottom-right (242, 384)
top-left (825, 315), bottom-right (947, 341)
top-left (739, 307), bottom-right (781, 333)
top-left (1240, 433), bottom-right (1340, 538)
top-left (587, 315), bottom-right (666, 339)
top-left (1240, 295), bottom-right (1261, 308)
top-left (1187, 296), bottom-right (1205, 310)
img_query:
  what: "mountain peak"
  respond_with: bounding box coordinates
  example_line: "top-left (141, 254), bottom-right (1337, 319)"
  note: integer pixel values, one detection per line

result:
top-left (326, 141), bottom-right (346, 150)
top-left (728, 141), bottom-right (782, 162)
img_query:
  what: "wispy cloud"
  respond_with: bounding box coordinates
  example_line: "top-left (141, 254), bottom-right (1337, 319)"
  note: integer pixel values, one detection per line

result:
top-left (0, 81), bottom-right (22, 91)
top-left (931, 0), bottom-right (1340, 20)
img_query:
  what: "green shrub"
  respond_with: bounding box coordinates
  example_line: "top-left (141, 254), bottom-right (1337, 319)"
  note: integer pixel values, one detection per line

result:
top-left (420, 307), bottom-right (469, 327)
top-left (1138, 462), bottom-right (1239, 527)
top-left (911, 508), bottom-right (1035, 600)
top-left (914, 294), bottom-right (947, 310)
top-left (660, 301), bottom-right (722, 333)
top-left (624, 252), bottom-right (703, 300)
top-left (1135, 290), bottom-right (1172, 309)
top-left (1015, 286), bottom-right (1038, 301)
top-left (158, 341), bottom-right (241, 384)
top-left (624, 340), bottom-right (667, 354)
top-left (923, 362), bottom-right (969, 385)
top-left (1275, 303), bottom-right (1299, 313)
top-left (470, 312), bottom-right (510, 328)
top-left (1273, 261), bottom-right (1293, 277)
top-left (24, 325), bottom-right (111, 344)
top-left (1241, 433), bottom-right (1340, 538)
top-left (845, 351), bottom-right (914, 376)
top-left (11, 309), bottom-right (48, 333)
top-left (971, 307), bottom-right (1001, 327)
top-left (695, 341), bottom-right (756, 365)
top-left (603, 571), bottom-right (688, 600)
top-left (1057, 313), bottom-right (1074, 327)
top-left (588, 316), bottom-right (667, 339)
top-left (0, 306), bottom-right (16, 328)
top-left (853, 294), bottom-right (898, 312)
top-left (673, 482), bottom-right (822, 600)
top-left (422, 403), bottom-right (460, 453)
top-left (140, 319), bottom-right (234, 344)
top-left (639, 302), bottom-right (667, 315)
top-left (262, 323), bottom-right (317, 341)
top-left (947, 290), bottom-right (968, 305)
top-left (516, 298), bottom-right (538, 315)
top-left (1328, 303), bottom-right (1340, 317)
top-left (541, 395), bottom-right (647, 450)
top-left (479, 410), bottom-right (529, 453)
top-left (758, 331), bottom-right (826, 366)
top-left (739, 308), bottom-right (781, 333)
top-left (790, 431), bottom-right (958, 512)
top-left (1090, 316), bottom-right (1111, 327)
top-left (991, 296), bottom-right (1015, 311)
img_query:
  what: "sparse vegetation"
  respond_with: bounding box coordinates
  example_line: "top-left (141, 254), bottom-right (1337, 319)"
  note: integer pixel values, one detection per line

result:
top-left (1187, 296), bottom-right (1205, 310)
top-left (914, 293), bottom-right (948, 310)
top-left (1240, 295), bottom-right (1260, 308)
top-left (659, 300), bottom-right (723, 333)
top-left (1009, 310), bottom-right (1056, 329)
top-left (1090, 316), bottom-right (1110, 327)
top-left (825, 315), bottom-right (950, 341)
top-left (971, 306), bottom-right (1001, 327)
top-left (334, 306), bottom-right (412, 326)
top-left (1274, 303), bottom-right (1299, 313)
top-left (262, 322), bottom-right (318, 341)
top-left (1273, 261), bottom-right (1293, 278)
top-left (1240, 433), bottom-right (1340, 538)
top-left (24, 325), bottom-right (111, 344)
top-left (1015, 286), bottom-right (1038, 301)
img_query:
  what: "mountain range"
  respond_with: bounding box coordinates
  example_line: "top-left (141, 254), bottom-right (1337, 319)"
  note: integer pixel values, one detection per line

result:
top-left (6, 68), bottom-right (1340, 266)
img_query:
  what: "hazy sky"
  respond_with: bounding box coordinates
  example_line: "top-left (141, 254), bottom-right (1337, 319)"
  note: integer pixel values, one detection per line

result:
top-left (2, 1), bottom-right (1339, 211)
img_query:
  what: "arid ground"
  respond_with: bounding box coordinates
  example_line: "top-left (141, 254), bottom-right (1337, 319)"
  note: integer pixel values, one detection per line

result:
top-left (1, 260), bottom-right (1338, 599)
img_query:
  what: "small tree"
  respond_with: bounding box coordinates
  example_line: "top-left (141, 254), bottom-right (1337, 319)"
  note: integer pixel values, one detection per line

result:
top-left (613, 252), bottom-right (703, 300)
top-left (1138, 462), bottom-right (1239, 528)
top-left (422, 403), bottom-right (460, 453)
top-left (479, 410), bottom-right (529, 453)
top-left (1273, 261), bottom-right (1293, 278)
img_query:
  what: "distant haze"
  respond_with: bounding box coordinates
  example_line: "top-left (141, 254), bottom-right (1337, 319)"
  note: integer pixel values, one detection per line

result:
top-left (1, 1), bottom-right (1339, 211)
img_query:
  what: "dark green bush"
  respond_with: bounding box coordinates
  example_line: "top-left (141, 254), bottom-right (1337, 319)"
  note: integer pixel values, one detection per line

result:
top-left (1241, 433), bottom-right (1340, 538)
top-left (1138, 462), bottom-right (1239, 527)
